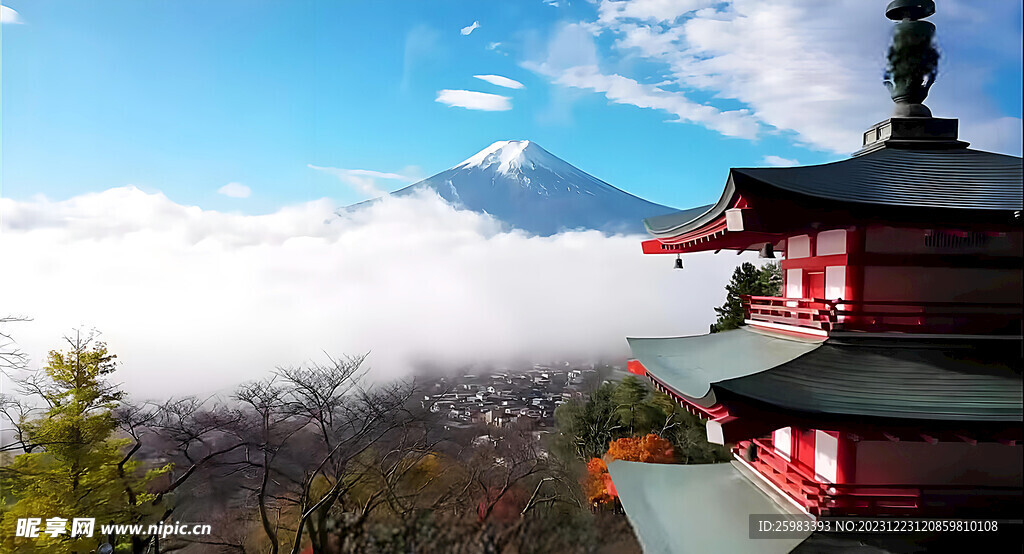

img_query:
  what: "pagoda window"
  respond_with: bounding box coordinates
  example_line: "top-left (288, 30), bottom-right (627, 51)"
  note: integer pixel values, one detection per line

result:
top-left (785, 269), bottom-right (802, 301)
top-left (814, 430), bottom-right (839, 484)
top-left (824, 266), bottom-right (846, 302)
top-left (787, 235), bottom-right (811, 259)
top-left (773, 427), bottom-right (792, 461)
top-left (815, 229), bottom-right (847, 256)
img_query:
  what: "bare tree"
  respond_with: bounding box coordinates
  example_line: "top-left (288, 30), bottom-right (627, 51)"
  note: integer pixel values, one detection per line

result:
top-left (0, 315), bottom-right (29, 375)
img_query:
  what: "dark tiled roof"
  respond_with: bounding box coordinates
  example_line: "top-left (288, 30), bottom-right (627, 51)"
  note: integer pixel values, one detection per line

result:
top-left (645, 148), bottom-right (1023, 238)
top-left (735, 148), bottom-right (1022, 210)
top-left (715, 342), bottom-right (1023, 422)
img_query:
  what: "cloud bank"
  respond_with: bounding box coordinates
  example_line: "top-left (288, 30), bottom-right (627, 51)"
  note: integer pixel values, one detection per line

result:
top-left (0, 187), bottom-right (748, 399)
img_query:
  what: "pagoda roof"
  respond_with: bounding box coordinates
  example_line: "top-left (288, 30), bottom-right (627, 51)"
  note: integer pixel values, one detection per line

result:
top-left (629, 329), bottom-right (1023, 422)
top-left (717, 340), bottom-right (1023, 422)
top-left (644, 147), bottom-right (1023, 240)
top-left (607, 460), bottom-right (811, 554)
top-left (626, 328), bottom-right (821, 407)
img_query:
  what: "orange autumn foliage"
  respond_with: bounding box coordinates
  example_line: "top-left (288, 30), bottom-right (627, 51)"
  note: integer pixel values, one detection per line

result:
top-left (584, 434), bottom-right (675, 506)
top-left (607, 433), bottom-right (675, 464)
top-left (584, 458), bottom-right (614, 505)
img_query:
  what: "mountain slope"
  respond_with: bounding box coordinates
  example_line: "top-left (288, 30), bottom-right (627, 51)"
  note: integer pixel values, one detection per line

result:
top-left (364, 140), bottom-right (676, 236)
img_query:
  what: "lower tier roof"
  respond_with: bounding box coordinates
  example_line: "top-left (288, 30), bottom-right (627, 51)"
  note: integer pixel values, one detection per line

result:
top-left (607, 460), bottom-right (811, 554)
top-left (716, 341), bottom-right (1023, 422)
top-left (628, 328), bottom-right (1023, 422)
top-left (626, 329), bottom-right (822, 405)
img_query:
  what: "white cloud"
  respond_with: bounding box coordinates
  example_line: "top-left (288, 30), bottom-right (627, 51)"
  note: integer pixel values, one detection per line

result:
top-left (474, 74), bottom-right (526, 90)
top-left (598, 0), bottom-right (714, 24)
top-left (460, 21), bottom-right (480, 36)
top-left (1, 5), bottom-right (22, 24)
top-left (584, 0), bottom-right (1023, 154)
top-left (552, 65), bottom-right (759, 139)
top-left (530, 23), bottom-right (600, 73)
top-left (436, 89), bottom-right (512, 111)
top-left (308, 165), bottom-right (415, 198)
top-left (762, 155), bottom-right (798, 167)
top-left (0, 187), bottom-right (750, 399)
top-left (525, 22), bottom-right (759, 140)
top-left (487, 42), bottom-right (502, 50)
top-left (217, 182), bottom-right (251, 198)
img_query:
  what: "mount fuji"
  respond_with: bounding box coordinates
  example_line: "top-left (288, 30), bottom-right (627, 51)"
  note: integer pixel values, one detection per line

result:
top-left (354, 140), bottom-right (676, 236)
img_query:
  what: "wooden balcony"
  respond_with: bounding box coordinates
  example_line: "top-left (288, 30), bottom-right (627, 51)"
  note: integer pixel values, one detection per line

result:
top-left (742, 295), bottom-right (1022, 336)
top-left (741, 296), bottom-right (836, 335)
top-left (739, 439), bottom-right (1023, 517)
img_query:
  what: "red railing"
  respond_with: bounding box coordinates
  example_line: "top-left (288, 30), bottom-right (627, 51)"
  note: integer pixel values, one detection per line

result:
top-left (742, 296), bottom-right (836, 333)
top-left (742, 296), bottom-right (1022, 335)
top-left (739, 439), bottom-right (1023, 517)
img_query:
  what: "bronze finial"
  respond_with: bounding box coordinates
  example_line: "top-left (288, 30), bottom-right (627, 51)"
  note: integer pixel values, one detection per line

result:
top-left (883, 0), bottom-right (939, 117)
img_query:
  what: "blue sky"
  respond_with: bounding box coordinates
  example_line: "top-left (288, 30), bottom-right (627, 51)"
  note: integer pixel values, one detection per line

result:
top-left (2, 0), bottom-right (1022, 213)
top-left (1, 0), bottom-right (1022, 396)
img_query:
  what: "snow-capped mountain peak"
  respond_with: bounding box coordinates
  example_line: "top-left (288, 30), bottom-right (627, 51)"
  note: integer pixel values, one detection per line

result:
top-left (456, 140), bottom-right (537, 176)
top-left (356, 140), bottom-right (676, 236)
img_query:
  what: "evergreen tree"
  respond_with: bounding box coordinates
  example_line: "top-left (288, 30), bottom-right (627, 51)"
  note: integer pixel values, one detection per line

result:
top-left (0, 332), bottom-right (168, 553)
top-left (553, 378), bottom-right (729, 465)
top-left (554, 383), bottom-right (620, 461)
top-left (611, 377), bottom-right (663, 436)
top-left (711, 261), bottom-right (782, 332)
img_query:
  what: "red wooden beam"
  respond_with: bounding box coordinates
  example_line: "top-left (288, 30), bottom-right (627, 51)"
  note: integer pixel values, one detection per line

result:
top-left (641, 231), bottom-right (783, 254)
top-left (955, 433), bottom-right (978, 446)
top-left (779, 254), bottom-right (848, 271)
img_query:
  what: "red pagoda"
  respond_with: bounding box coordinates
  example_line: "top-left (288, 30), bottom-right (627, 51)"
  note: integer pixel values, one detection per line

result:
top-left (607, 1), bottom-right (1022, 552)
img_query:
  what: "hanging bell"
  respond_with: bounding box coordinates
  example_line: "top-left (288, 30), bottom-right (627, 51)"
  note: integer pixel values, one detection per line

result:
top-left (758, 243), bottom-right (775, 259)
top-left (674, 254), bottom-right (684, 269)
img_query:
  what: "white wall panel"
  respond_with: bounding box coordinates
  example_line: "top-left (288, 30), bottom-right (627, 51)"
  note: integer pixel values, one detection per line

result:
top-left (774, 427), bottom-right (792, 461)
top-left (788, 235), bottom-right (811, 259)
top-left (824, 266), bottom-right (846, 301)
top-left (816, 229), bottom-right (847, 256)
top-left (815, 430), bottom-right (838, 483)
top-left (786, 269), bottom-right (803, 299)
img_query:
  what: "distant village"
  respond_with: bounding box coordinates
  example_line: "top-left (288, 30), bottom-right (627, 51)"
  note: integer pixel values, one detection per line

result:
top-left (421, 364), bottom-right (609, 431)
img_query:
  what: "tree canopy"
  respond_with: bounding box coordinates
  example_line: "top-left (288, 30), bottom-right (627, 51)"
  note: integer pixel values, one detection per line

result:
top-left (553, 376), bottom-right (729, 465)
top-left (712, 261), bottom-right (782, 332)
top-left (0, 332), bottom-right (168, 554)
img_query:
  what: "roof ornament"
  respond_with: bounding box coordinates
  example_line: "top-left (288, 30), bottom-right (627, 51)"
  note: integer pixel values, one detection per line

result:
top-left (856, 0), bottom-right (965, 154)
top-left (883, 0), bottom-right (939, 117)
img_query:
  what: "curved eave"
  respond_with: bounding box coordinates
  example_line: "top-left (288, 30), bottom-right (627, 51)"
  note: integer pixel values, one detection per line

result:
top-left (733, 148), bottom-right (1023, 212)
top-left (607, 460), bottom-right (812, 554)
top-left (626, 329), bottom-right (824, 401)
top-left (630, 330), bottom-right (1023, 425)
top-left (642, 148), bottom-right (1023, 242)
top-left (714, 342), bottom-right (1024, 424)
top-left (643, 181), bottom-right (734, 239)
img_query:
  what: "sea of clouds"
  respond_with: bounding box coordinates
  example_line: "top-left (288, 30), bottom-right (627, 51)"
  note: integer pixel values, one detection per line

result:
top-left (0, 187), bottom-right (753, 399)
